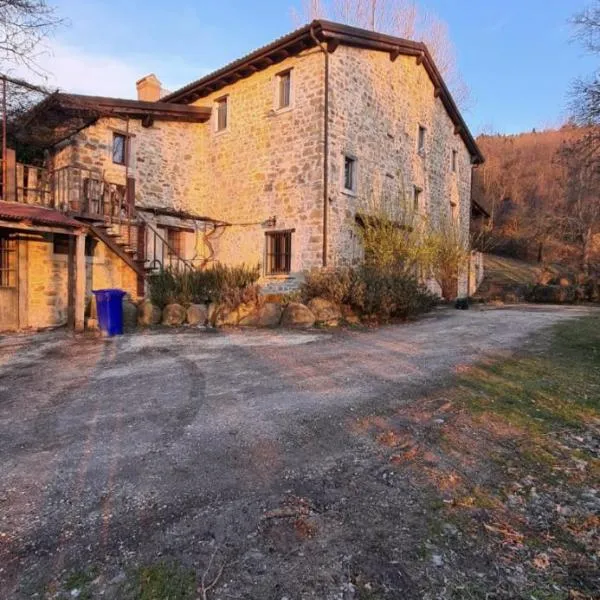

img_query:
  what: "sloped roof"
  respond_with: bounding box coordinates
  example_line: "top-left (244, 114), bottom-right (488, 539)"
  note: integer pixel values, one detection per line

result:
top-left (14, 93), bottom-right (211, 148)
top-left (163, 20), bottom-right (483, 164)
top-left (0, 201), bottom-right (83, 229)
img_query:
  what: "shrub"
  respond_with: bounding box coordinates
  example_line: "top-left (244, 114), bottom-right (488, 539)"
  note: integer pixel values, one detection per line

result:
top-left (148, 263), bottom-right (260, 308)
top-left (301, 268), bottom-right (355, 305)
top-left (350, 266), bottom-right (438, 320)
top-left (301, 265), bottom-right (438, 321)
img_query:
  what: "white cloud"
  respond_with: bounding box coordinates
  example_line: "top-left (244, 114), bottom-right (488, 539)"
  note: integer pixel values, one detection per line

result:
top-left (9, 39), bottom-right (211, 99)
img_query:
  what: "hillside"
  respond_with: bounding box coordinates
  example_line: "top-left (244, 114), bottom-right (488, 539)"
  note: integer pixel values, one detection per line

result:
top-left (473, 126), bottom-right (599, 274)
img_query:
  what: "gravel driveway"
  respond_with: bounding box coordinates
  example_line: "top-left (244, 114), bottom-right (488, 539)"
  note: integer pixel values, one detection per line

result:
top-left (0, 305), bottom-right (595, 599)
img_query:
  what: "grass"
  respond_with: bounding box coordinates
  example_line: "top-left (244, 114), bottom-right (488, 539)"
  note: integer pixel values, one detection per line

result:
top-left (433, 314), bottom-right (600, 598)
top-left (121, 562), bottom-right (197, 600)
top-left (457, 314), bottom-right (600, 432)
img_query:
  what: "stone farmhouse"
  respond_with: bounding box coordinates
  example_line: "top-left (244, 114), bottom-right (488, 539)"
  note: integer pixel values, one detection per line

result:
top-left (0, 20), bottom-right (484, 332)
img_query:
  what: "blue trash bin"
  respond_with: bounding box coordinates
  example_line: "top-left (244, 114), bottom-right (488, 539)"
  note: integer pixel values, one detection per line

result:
top-left (93, 289), bottom-right (126, 336)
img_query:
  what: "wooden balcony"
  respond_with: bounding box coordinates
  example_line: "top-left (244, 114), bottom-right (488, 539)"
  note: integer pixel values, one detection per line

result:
top-left (1, 160), bottom-right (135, 224)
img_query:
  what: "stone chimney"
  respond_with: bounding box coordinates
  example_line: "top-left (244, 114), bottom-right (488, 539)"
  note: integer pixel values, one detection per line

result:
top-left (136, 74), bottom-right (162, 102)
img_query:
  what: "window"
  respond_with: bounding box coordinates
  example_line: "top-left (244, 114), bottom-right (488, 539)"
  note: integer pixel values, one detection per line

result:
top-left (166, 228), bottom-right (184, 257)
top-left (413, 186), bottom-right (422, 211)
top-left (452, 150), bottom-right (458, 173)
top-left (343, 155), bottom-right (357, 193)
top-left (417, 125), bottom-right (426, 154)
top-left (265, 230), bottom-right (293, 275)
top-left (112, 133), bottom-right (127, 165)
top-left (0, 234), bottom-right (16, 288)
top-left (215, 96), bottom-right (228, 132)
top-left (53, 234), bottom-right (96, 257)
top-left (276, 70), bottom-right (292, 109)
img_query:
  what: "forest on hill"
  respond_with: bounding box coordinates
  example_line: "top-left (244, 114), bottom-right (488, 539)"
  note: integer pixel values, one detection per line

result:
top-left (472, 125), bottom-right (600, 276)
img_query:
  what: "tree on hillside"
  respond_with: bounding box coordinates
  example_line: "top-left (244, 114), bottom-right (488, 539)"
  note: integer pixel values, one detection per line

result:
top-left (557, 130), bottom-right (600, 275)
top-left (571, 1), bottom-right (599, 125)
top-left (0, 0), bottom-right (62, 74)
top-left (292, 0), bottom-right (470, 108)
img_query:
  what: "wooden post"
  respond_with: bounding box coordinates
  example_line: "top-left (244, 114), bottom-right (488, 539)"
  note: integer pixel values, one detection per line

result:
top-left (17, 236), bottom-right (28, 329)
top-left (4, 148), bottom-right (16, 202)
top-left (74, 232), bottom-right (86, 331)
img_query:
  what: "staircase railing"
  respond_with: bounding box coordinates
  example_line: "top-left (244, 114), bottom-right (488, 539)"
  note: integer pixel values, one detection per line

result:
top-left (136, 211), bottom-right (195, 274)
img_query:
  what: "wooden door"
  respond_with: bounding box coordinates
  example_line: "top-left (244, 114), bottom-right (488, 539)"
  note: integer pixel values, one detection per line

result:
top-left (0, 233), bottom-right (18, 330)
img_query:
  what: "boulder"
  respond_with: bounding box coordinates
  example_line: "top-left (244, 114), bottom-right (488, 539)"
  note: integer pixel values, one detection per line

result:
top-left (240, 302), bottom-right (283, 327)
top-left (186, 303), bottom-right (208, 326)
top-left (341, 304), bottom-right (360, 325)
top-left (281, 302), bottom-right (315, 328)
top-left (258, 302), bottom-right (283, 327)
top-left (122, 297), bottom-right (138, 330)
top-left (307, 297), bottom-right (342, 325)
top-left (138, 299), bottom-right (162, 326)
top-left (208, 302), bottom-right (219, 325)
top-left (237, 302), bottom-right (258, 323)
top-left (215, 306), bottom-right (239, 327)
top-left (162, 303), bottom-right (186, 326)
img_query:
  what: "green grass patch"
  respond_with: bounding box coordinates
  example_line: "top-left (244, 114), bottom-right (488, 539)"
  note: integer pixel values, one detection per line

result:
top-left (456, 314), bottom-right (600, 433)
top-left (122, 562), bottom-right (197, 600)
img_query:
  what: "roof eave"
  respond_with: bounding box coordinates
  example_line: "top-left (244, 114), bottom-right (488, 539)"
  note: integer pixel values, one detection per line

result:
top-left (163, 20), bottom-right (483, 163)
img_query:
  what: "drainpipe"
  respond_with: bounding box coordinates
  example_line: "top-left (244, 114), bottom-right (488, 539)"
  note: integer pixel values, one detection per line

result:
top-left (310, 24), bottom-right (329, 268)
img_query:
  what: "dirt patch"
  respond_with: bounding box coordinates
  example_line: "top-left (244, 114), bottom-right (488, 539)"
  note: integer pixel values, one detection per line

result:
top-left (0, 306), bottom-right (598, 599)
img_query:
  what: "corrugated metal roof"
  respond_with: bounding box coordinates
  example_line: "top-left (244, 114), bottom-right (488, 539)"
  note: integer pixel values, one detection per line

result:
top-left (0, 201), bottom-right (83, 229)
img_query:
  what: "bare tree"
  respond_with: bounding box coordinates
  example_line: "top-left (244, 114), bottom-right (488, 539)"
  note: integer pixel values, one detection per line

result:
top-left (0, 0), bottom-right (62, 74)
top-left (292, 0), bottom-right (470, 108)
top-left (570, 1), bottom-right (600, 125)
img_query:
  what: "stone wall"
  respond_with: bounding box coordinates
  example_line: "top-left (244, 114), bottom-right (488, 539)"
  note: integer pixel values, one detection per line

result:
top-left (21, 234), bottom-right (137, 330)
top-left (50, 47), bottom-right (327, 289)
top-left (48, 43), bottom-right (475, 297)
top-left (188, 47), bottom-right (326, 286)
top-left (25, 235), bottom-right (69, 329)
top-left (327, 46), bottom-right (473, 296)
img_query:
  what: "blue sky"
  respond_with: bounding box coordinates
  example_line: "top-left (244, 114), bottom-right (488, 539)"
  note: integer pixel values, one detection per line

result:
top-left (22, 0), bottom-right (596, 135)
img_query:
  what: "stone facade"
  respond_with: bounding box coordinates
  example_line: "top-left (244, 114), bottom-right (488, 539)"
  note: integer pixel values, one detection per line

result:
top-left (327, 46), bottom-right (472, 295)
top-left (17, 234), bottom-right (137, 330)
top-left (47, 41), bottom-right (475, 297)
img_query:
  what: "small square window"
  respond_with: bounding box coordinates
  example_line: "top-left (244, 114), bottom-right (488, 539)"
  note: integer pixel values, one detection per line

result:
top-left (343, 155), bottom-right (357, 193)
top-left (266, 230), bottom-right (292, 275)
top-left (112, 133), bottom-right (127, 165)
top-left (277, 70), bottom-right (292, 109)
top-left (413, 186), bottom-right (422, 211)
top-left (417, 125), bottom-right (426, 154)
top-left (215, 96), bottom-right (228, 132)
top-left (452, 150), bottom-right (458, 172)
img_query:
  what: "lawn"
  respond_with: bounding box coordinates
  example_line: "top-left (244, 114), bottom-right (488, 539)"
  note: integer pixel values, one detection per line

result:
top-left (419, 314), bottom-right (600, 599)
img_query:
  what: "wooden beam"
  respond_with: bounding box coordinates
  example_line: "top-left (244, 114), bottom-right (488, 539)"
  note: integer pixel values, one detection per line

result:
top-left (141, 114), bottom-right (154, 128)
top-left (454, 125), bottom-right (463, 135)
top-left (416, 53), bottom-right (424, 66)
top-left (0, 219), bottom-right (83, 235)
top-left (74, 231), bottom-right (86, 332)
top-left (327, 38), bottom-right (341, 53)
top-left (434, 87), bottom-right (441, 98)
top-left (389, 48), bottom-right (401, 62)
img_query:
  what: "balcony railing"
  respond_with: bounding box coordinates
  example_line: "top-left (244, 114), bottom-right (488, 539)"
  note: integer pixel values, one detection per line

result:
top-left (3, 162), bottom-right (133, 223)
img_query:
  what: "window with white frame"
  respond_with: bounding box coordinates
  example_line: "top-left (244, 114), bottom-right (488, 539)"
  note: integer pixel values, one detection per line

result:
top-left (343, 155), bottom-right (357, 193)
top-left (276, 70), bottom-right (292, 110)
top-left (215, 96), bottom-right (228, 132)
top-left (417, 125), bottom-right (426, 154)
